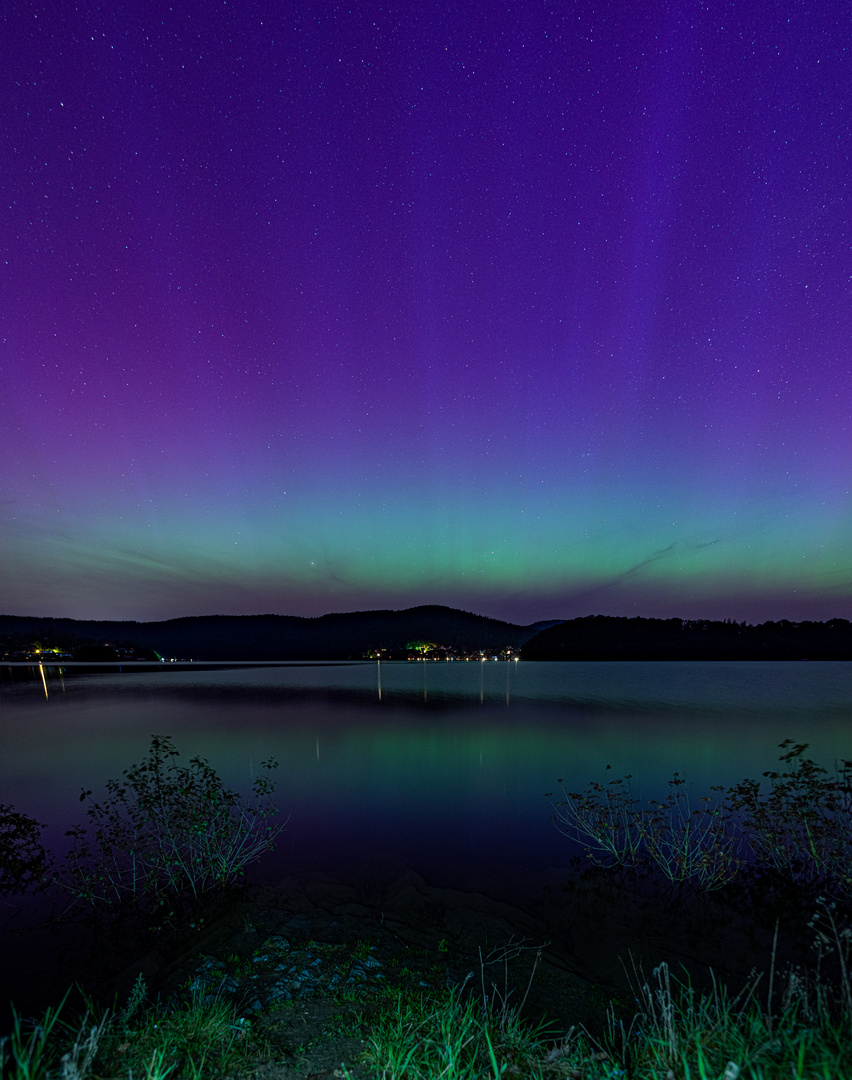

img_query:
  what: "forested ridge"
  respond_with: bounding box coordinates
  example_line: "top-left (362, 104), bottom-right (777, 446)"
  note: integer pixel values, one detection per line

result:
top-left (2, 608), bottom-right (850, 661)
top-left (520, 615), bottom-right (852, 660)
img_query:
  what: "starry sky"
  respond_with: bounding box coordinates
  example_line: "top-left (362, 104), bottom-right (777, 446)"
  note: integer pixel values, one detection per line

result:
top-left (2, 0), bottom-right (851, 625)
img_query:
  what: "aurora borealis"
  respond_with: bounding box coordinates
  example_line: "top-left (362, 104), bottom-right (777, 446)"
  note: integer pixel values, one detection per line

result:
top-left (3, 0), bottom-right (850, 625)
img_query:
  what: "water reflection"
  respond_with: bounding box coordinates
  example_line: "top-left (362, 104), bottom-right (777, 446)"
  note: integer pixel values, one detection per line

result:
top-left (3, 661), bottom-right (852, 894)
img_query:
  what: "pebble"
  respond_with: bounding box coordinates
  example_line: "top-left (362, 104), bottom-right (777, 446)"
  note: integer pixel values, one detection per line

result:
top-left (188, 931), bottom-right (387, 1016)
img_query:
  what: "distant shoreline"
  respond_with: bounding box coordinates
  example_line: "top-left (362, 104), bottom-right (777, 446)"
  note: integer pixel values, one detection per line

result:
top-left (2, 606), bottom-right (851, 662)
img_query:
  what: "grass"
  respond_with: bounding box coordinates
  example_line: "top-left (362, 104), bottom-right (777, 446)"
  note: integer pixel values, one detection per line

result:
top-left (5, 904), bottom-right (852, 1079)
top-left (550, 741), bottom-right (852, 898)
top-left (5, 739), bottom-right (852, 1077)
top-left (361, 908), bottom-right (852, 1079)
top-left (362, 986), bottom-right (554, 1079)
top-left (1, 974), bottom-right (269, 1080)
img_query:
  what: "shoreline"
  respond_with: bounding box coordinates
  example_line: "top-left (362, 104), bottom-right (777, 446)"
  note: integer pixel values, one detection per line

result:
top-left (3, 862), bottom-right (844, 1078)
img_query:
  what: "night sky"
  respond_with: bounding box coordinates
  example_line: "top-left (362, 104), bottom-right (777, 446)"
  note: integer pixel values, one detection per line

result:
top-left (3, 0), bottom-right (850, 625)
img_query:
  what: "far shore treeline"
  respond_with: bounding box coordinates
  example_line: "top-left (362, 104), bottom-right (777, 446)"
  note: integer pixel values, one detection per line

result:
top-left (2, 606), bottom-right (852, 662)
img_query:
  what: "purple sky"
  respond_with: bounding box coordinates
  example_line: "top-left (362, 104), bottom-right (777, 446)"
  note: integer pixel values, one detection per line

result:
top-left (2, 0), bottom-right (851, 625)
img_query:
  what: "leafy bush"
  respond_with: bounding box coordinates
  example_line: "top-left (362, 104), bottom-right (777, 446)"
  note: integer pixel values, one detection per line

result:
top-left (726, 740), bottom-right (852, 893)
top-left (60, 735), bottom-right (284, 916)
top-left (0, 804), bottom-right (53, 895)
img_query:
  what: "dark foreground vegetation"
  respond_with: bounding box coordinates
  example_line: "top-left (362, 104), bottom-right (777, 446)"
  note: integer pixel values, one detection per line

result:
top-left (2, 739), bottom-right (852, 1077)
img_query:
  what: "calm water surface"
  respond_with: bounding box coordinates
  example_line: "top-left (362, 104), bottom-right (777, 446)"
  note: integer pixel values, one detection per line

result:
top-left (3, 660), bottom-right (852, 894)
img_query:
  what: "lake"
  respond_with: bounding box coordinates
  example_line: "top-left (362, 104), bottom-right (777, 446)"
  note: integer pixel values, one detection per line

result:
top-left (3, 659), bottom-right (852, 899)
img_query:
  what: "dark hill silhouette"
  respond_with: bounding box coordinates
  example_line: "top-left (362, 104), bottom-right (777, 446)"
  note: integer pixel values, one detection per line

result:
top-left (0, 606), bottom-right (541, 661)
top-left (3, 609), bottom-right (851, 661)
